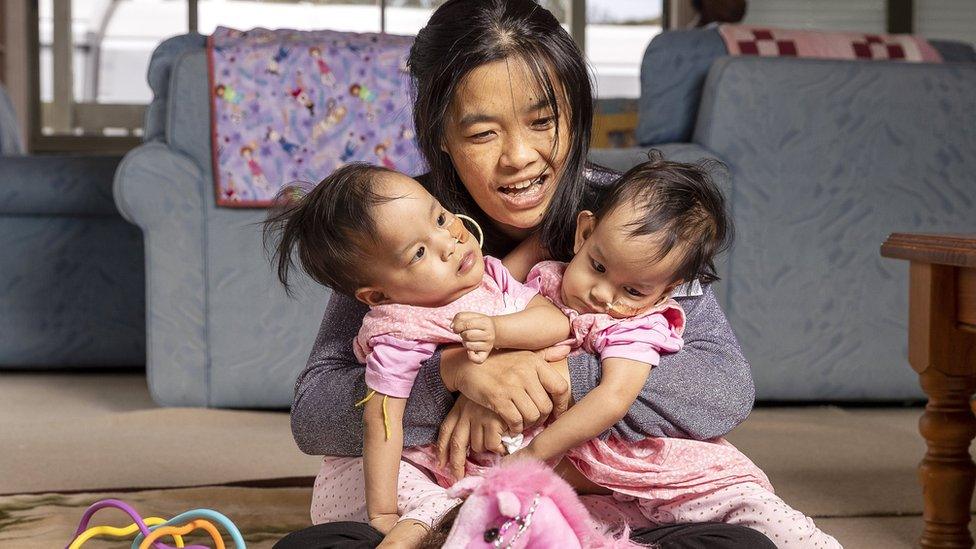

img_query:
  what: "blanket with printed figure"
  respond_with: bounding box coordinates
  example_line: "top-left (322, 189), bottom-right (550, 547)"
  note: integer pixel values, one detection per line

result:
top-left (207, 26), bottom-right (425, 207)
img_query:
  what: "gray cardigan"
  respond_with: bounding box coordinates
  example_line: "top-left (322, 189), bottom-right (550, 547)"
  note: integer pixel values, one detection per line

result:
top-left (290, 167), bottom-right (756, 456)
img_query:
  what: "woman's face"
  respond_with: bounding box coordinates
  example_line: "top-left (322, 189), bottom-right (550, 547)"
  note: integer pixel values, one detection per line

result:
top-left (442, 57), bottom-right (571, 239)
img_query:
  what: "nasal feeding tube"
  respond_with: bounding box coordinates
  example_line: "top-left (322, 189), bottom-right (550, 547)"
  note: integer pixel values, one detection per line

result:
top-left (448, 213), bottom-right (484, 249)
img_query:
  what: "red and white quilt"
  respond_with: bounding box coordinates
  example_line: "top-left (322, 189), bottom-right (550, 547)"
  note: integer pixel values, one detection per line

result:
top-left (719, 25), bottom-right (942, 63)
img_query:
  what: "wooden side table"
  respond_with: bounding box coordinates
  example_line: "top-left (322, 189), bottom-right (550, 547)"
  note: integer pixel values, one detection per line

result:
top-left (882, 233), bottom-right (976, 549)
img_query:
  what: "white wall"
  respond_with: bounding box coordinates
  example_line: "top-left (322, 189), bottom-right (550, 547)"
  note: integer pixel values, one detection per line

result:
top-left (915, 0), bottom-right (976, 45)
top-left (743, 0), bottom-right (887, 33)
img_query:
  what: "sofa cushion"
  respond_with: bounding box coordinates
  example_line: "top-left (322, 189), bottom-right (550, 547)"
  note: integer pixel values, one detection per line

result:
top-left (167, 50), bottom-right (213, 172)
top-left (931, 39), bottom-right (976, 63)
top-left (637, 29), bottom-right (727, 146)
top-left (0, 155), bottom-right (123, 216)
top-left (694, 56), bottom-right (976, 400)
top-left (145, 33), bottom-right (206, 143)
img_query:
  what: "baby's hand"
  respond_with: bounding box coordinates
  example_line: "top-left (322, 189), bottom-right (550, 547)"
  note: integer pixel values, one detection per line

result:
top-left (452, 312), bottom-right (496, 364)
top-left (370, 513), bottom-right (401, 536)
top-left (377, 519), bottom-right (429, 548)
top-left (501, 445), bottom-right (542, 465)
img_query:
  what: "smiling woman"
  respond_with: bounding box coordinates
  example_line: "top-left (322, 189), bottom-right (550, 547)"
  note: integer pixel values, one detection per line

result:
top-left (408, 0), bottom-right (594, 260)
top-left (281, 0), bottom-right (762, 547)
top-left (440, 58), bottom-right (569, 241)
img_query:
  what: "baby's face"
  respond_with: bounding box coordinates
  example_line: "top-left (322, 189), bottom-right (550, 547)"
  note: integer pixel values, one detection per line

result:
top-left (356, 172), bottom-right (485, 308)
top-left (561, 203), bottom-right (684, 317)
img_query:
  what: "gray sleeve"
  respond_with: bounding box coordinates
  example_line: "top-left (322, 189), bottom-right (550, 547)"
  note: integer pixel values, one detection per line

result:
top-left (568, 285), bottom-right (755, 440)
top-left (290, 293), bottom-right (456, 456)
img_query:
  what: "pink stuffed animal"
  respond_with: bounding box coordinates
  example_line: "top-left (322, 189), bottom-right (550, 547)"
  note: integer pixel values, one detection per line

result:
top-left (441, 460), bottom-right (646, 549)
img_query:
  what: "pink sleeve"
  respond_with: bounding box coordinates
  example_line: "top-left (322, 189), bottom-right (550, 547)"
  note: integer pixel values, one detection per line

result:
top-left (524, 261), bottom-right (562, 301)
top-left (363, 335), bottom-right (438, 398)
top-left (591, 312), bottom-right (684, 366)
top-left (484, 255), bottom-right (538, 307)
top-left (524, 262), bottom-right (544, 292)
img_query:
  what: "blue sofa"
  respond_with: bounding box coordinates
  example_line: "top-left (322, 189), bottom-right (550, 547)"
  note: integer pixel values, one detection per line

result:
top-left (117, 30), bottom-right (976, 407)
top-left (0, 85), bottom-right (144, 368)
top-left (114, 34), bottom-right (332, 407)
top-left (610, 29), bottom-right (976, 401)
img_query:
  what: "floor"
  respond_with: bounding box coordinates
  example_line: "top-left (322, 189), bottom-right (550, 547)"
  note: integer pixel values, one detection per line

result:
top-left (2, 371), bottom-right (974, 548)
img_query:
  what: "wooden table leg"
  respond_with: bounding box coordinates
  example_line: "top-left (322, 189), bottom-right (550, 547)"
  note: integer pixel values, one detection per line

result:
top-left (918, 368), bottom-right (976, 549)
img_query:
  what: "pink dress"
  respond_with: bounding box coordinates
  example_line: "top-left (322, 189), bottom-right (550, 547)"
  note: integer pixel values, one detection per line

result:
top-left (525, 260), bottom-right (773, 501)
top-left (526, 260), bottom-right (687, 365)
top-left (404, 261), bottom-right (771, 503)
top-left (354, 255), bottom-right (538, 398)
top-left (526, 261), bottom-right (772, 501)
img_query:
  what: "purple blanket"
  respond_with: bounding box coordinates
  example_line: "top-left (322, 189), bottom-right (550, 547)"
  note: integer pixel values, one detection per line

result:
top-left (208, 26), bottom-right (425, 207)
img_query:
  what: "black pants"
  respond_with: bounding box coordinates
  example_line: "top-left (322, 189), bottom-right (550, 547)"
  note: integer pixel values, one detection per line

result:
top-left (273, 521), bottom-right (777, 549)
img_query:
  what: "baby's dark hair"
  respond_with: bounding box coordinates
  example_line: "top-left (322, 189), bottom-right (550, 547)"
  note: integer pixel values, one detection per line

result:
top-left (263, 162), bottom-right (396, 297)
top-left (594, 151), bottom-right (732, 285)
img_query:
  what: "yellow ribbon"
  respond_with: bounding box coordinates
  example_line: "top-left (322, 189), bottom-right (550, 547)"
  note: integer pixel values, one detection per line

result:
top-left (356, 390), bottom-right (392, 440)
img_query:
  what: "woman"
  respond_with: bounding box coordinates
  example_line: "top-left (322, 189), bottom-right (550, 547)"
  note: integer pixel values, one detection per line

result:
top-left (282, 1), bottom-right (765, 547)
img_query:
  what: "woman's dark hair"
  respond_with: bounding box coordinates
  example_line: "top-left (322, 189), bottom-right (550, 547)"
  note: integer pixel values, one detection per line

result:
top-left (263, 162), bottom-right (396, 297)
top-left (408, 0), bottom-right (594, 259)
top-left (594, 151), bottom-right (733, 285)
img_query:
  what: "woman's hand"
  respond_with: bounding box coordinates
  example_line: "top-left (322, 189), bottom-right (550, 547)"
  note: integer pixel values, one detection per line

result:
top-left (436, 395), bottom-right (508, 480)
top-left (440, 347), bottom-right (570, 434)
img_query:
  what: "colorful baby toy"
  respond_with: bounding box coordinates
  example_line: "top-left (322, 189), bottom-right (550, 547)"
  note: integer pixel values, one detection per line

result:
top-left (66, 498), bottom-right (246, 549)
top-left (442, 460), bottom-right (642, 549)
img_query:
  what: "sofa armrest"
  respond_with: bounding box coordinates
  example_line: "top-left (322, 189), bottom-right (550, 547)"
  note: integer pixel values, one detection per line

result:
top-left (113, 142), bottom-right (209, 406)
top-left (113, 142), bottom-right (204, 227)
top-left (0, 155), bottom-right (122, 216)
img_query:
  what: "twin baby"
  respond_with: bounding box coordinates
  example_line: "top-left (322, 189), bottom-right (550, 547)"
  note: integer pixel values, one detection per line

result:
top-left (270, 159), bottom-right (840, 548)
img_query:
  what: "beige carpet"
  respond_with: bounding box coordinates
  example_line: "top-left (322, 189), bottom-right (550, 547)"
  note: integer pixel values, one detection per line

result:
top-left (3, 371), bottom-right (973, 548)
top-left (727, 406), bottom-right (937, 517)
top-left (0, 373), bottom-right (321, 495)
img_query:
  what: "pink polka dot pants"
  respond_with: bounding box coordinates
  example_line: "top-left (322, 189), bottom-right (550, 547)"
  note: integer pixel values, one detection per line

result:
top-left (639, 483), bottom-right (842, 548)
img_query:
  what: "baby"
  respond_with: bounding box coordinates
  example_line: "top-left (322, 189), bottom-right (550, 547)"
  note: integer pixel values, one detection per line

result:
top-left (438, 156), bottom-right (841, 548)
top-left (265, 163), bottom-right (572, 540)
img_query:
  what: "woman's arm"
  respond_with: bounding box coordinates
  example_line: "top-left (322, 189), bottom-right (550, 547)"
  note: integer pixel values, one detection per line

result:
top-left (567, 285), bottom-right (755, 440)
top-left (290, 292), bottom-right (454, 456)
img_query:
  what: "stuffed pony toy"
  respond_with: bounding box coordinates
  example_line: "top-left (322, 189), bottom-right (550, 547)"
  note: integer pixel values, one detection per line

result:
top-left (441, 460), bottom-right (646, 549)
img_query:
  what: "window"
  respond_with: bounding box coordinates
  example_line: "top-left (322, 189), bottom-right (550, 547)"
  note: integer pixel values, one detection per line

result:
top-left (198, 0), bottom-right (382, 35)
top-left (35, 0), bottom-right (189, 149)
top-left (586, 0), bottom-right (663, 98)
top-left (31, 0), bottom-right (661, 152)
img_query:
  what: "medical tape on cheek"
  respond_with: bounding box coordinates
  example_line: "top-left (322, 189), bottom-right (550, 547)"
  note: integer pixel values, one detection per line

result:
top-left (607, 293), bottom-right (672, 319)
top-left (452, 214), bottom-right (485, 249)
top-left (447, 216), bottom-right (469, 244)
top-left (609, 295), bottom-right (677, 319)
top-left (606, 300), bottom-right (648, 319)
